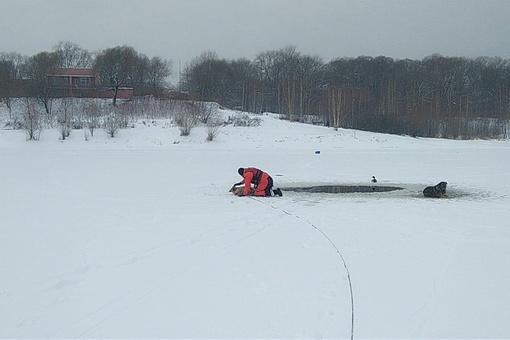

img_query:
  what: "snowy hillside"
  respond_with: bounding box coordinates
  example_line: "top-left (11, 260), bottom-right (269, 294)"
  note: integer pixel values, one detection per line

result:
top-left (1, 109), bottom-right (509, 338)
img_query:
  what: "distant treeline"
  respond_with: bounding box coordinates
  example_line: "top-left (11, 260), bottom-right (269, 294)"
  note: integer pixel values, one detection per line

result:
top-left (1, 42), bottom-right (509, 138)
top-left (182, 47), bottom-right (510, 139)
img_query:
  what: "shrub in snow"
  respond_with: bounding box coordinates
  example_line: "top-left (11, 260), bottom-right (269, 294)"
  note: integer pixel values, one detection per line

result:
top-left (21, 100), bottom-right (43, 141)
top-left (57, 113), bottom-right (72, 140)
top-left (103, 110), bottom-right (121, 138)
top-left (3, 117), bottom-right (23, 130)
top-left (55, 98), bottom-right (74, 140)
top-left (227, 113), bottom-right (261, 127)
top-left (83, 100), bottom-right (102, 137)
top-left (175, 102), bottom-right (199, 136)
top-left (206, 116), bottom-right (223, 142)
top-left (196, 101), bottom-right (220, 124)
top-left (114, 102), bottom-right (136, 129)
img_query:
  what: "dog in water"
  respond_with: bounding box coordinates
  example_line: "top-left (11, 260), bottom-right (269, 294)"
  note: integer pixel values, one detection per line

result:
top-left (423, 181), bottom-right (449, 198)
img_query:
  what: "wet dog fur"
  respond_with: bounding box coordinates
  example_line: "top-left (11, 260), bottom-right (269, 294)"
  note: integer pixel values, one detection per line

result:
top-left (423, 181), bottom-right (448, 198)
top-left (230, 185), bottom-right (254, 196)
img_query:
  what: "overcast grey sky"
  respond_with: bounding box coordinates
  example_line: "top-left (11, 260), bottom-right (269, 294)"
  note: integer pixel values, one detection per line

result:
top-left (1, 0), bottom-right (510, 70)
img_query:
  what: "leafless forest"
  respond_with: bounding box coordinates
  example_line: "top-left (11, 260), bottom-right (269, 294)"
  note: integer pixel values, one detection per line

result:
top-left (1, 42), bottom-right (509, 139)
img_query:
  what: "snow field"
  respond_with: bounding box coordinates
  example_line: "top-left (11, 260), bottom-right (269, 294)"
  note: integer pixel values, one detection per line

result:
top-left (1, 112), bottom-right (509, 337)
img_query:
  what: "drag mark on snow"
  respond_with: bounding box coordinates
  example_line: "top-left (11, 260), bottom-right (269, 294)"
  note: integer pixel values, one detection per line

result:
top-left (249, 196), bottom-right (355, 340)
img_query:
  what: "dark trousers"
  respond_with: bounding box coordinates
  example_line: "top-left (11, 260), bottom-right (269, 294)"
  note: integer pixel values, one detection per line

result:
top-left (265, 176), bottom-right (274, 196)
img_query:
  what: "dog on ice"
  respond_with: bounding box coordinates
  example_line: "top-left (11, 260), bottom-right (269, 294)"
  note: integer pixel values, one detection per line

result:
top-left (423, 181), bottom-right (448, 198)
top-left (229, 185), bottom-right (254, 196)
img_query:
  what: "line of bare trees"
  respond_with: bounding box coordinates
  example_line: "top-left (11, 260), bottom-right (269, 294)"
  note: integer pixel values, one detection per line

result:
top-left (0, 41), bottom-right (173, 115)
top-left (182, 47), bottom-right (510, 139)
top-left (2, 42), bottom-right (510, 139)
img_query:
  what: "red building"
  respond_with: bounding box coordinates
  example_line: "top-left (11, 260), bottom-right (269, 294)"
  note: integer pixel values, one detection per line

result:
top-left (47, 68), bottom-right (133, 99)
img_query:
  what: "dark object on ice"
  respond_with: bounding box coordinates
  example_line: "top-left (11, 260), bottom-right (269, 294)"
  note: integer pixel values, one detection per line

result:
top-left (284, 185), bottom-right (403, 194)
top-left (423, 181), bottom-right (448, 198)
top-left (315, 150), bottom-right (321, 154)
top-left (230, 185), bottom-right (254, 196)
top-left (371, 176), bottom-right (377, 183)
top-left (273, 188), bottom-right (283, 197)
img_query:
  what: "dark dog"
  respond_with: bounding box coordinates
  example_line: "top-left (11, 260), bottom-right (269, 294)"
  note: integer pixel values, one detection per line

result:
top-left (423, 181), bottom-right (448, 198)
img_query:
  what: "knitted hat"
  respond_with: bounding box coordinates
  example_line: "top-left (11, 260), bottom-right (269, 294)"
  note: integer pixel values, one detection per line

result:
top-left (238, 167), bottom-right (244, 176)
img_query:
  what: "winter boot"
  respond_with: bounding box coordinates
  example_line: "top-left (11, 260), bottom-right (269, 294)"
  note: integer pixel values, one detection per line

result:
top-left (273, 188), bottom-right (283, 197)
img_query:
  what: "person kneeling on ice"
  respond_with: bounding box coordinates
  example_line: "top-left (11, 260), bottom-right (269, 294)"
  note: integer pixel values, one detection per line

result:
top-left (232, 167), bottom-right (282, 197)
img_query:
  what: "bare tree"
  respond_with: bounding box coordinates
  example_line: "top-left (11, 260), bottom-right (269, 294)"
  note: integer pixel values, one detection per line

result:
top-left (181, 51), bottom-right (230, 103)
top-left (229, 58), bottom-right (262, 112)
top-left (296, 54), bottom-right (324, 118)
top-left (328, 86), bottom-right (350, 129)
top-left (0, 53), bottom-right (26, 117)
top-left (0, 60), bottom-right (16, 115)
top-left (280, 46), bottom-right (301, 120)
top-left (147, 56), bottom-right (172, 87)
top-left (53, 41), bottom-right (92, 68)
top-left (255, 49), bottom-right (283, 114)
top-left (0, 53), bottom-right (25, 122)
top-left (94, 45), bottom-right (141, 106)
top-left (132, 53), bottom-right (150, 90)
top-left (21, 51), bottom-right (59, 115)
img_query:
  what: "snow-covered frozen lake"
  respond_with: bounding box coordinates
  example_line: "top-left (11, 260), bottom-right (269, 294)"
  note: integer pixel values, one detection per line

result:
top-left (1, 112), bottom-right (509, 338)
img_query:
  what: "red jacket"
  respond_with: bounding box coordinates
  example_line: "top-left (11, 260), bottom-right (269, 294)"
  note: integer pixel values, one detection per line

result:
top-left (242, 167), bottom-right (267, 196)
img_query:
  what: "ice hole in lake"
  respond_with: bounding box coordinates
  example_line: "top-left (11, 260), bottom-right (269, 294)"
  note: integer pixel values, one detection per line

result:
top-left (283, 185), bottom-right (404, 194)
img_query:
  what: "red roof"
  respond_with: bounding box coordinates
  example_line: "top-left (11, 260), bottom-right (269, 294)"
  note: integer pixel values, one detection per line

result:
top-left (48, 68), bottom-right (97, 76)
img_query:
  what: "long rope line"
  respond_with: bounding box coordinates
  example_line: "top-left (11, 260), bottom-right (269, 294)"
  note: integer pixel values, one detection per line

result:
top-left (249, 196), bottom-right (355, 340)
